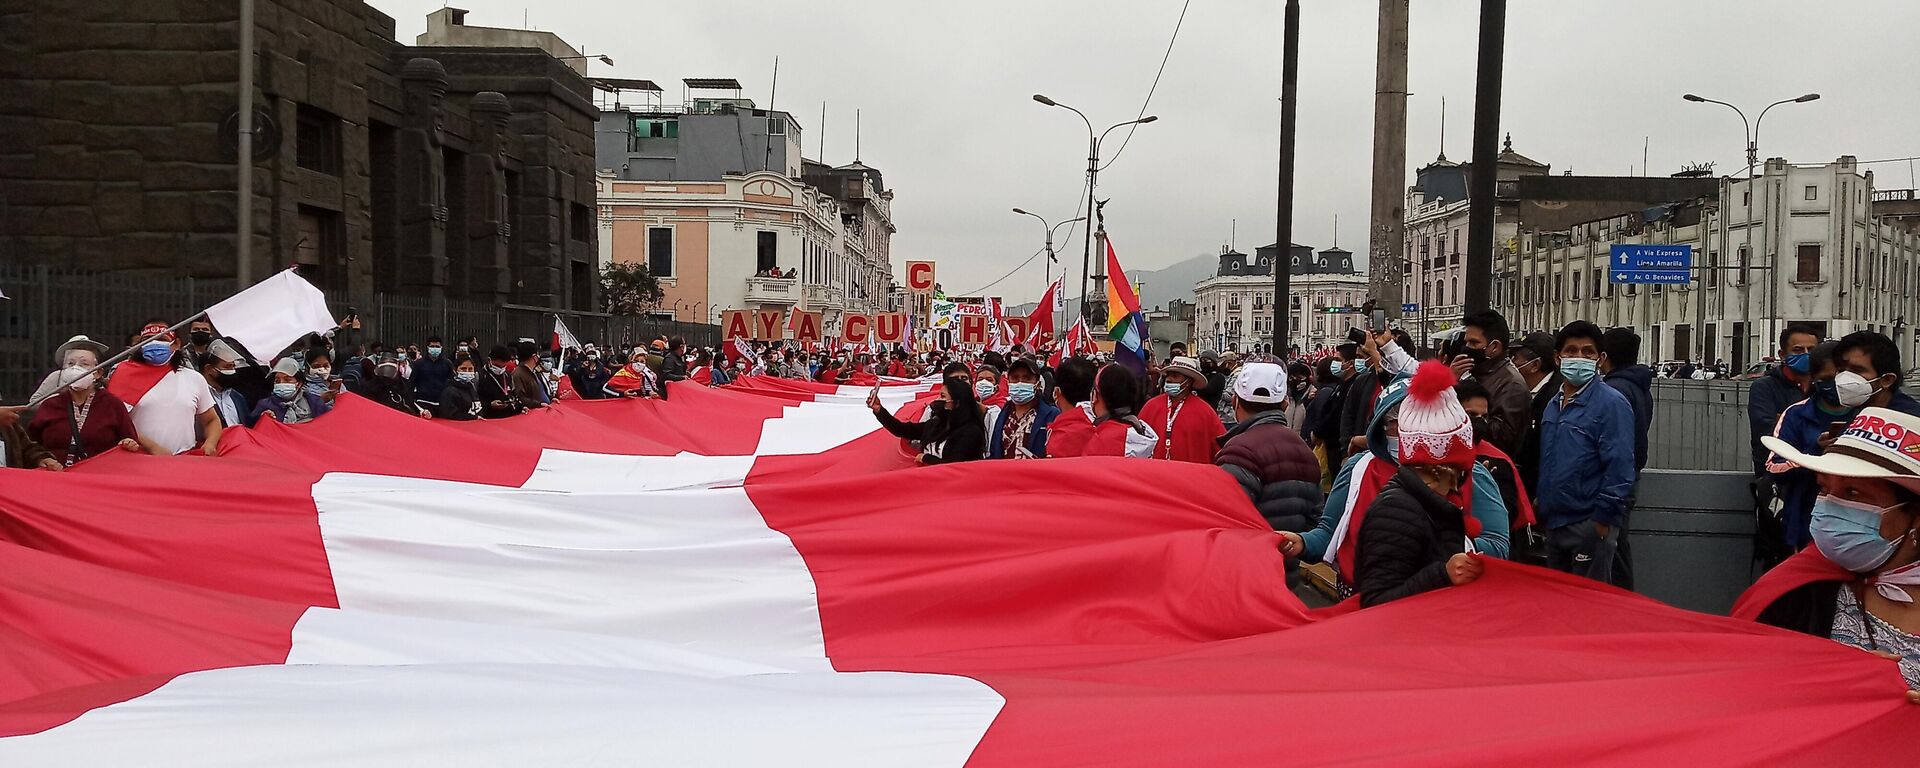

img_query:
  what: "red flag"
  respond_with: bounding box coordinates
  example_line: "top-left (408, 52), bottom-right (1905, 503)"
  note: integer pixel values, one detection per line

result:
top-left (1026, 277), bottom-right (1062, 347)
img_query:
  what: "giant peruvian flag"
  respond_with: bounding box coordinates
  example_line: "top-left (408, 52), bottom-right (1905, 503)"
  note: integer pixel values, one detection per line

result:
top-left (0, 379), bottom-right (1913, 764)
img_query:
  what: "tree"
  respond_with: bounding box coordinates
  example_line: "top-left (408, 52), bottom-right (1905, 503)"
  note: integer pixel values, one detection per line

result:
top-left (600, 262), bottom-right (663, 315)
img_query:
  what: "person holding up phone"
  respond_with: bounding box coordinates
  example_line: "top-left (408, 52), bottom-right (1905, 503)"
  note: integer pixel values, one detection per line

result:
top-left (1766, 341), bottom-right (1869, 553)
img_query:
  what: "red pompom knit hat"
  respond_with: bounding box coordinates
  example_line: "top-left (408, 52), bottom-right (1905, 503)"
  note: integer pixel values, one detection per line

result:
top-left (1397, 360), bottom-right (1476, 470)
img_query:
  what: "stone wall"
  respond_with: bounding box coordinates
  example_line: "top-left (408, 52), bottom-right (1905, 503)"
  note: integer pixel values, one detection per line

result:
top-left (0, 0), bottom-right (599, 312)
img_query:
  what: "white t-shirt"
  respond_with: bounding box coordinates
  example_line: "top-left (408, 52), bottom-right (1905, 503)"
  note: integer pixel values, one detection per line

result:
top-left (130, 369), bottom-right (216, 455)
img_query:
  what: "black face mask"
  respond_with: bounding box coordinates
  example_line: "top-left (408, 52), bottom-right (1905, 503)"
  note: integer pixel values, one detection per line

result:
top-left (1468, 415), bottom-right (1491, 444)
top-left (1461, 346), bottom-right (1487, 370)
top-left (190, 331), bottom-right (213, 346)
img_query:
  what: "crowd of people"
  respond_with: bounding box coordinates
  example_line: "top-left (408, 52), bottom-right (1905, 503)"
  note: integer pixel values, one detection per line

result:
top-left (0, 307), bottom-right (1913, 698)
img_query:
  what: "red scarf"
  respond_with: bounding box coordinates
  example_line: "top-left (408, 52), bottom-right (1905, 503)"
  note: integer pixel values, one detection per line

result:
top-left (1474, 441), bottom-right (1536, 528)
top-left (1730, 547), bottom-right (1856, 622)
top-left (691, 366), bottom-right (713, 386)
top-left (104, 361), bottom-right (173, 407)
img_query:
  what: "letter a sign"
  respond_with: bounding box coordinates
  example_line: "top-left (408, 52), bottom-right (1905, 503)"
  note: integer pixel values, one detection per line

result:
top-left (906, 261), bottom-right (936, 294)
top-left (722, 310), bottom-right (752, 341)
top-left (792, 311), bottom-right (823, 343)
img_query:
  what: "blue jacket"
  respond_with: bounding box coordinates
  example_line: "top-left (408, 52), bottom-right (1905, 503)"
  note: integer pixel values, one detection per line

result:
top-left (1603, 364), bottom-right (1654, 473)
top-left (1767, 397), bottom-right (1852, 549)
top-left (1747, 367), bottom-right (1805, 475)
top-left (1887, 389), bottom-right (1920, 418)
top-left (1538, 380), bottom-right (1637, 529)
top-left (986, 402), bottom-right (1060, 459)
top-left (1302, 375), bottom-right (1511, 562)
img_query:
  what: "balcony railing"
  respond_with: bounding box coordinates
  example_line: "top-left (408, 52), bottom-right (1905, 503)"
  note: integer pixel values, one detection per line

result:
top-left (744, 276), bottom-right (800, 305)
top-left (804, 283), bottom-right (845, 307)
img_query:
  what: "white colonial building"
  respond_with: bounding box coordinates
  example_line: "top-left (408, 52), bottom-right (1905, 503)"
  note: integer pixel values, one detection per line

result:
top-left (1496, 156), bottom-right (1920, 369)
top-left (1194, 244), bottom-right (1369, 355)
top-left (1402, 135), bottom-right (1550, 337)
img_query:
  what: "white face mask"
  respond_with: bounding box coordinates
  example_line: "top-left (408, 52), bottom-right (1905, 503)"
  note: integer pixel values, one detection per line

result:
top-left (1833, 370), bottom-right (1879, 409)
top-left (62, 366), bottom-right (95, 391)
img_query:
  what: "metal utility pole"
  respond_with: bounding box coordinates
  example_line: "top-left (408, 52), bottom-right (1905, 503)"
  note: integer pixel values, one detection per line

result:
top-left (236, 0), bottom-right (255, 287)
top-left (1367, 0), bottom-right (1410, 319)
top-left (1462, 0), bottom-right (1506, 315)
top-left (1032, 95), bottom-right (1156, 326)
top-left (1013, 208), bottom-right (1084, 338)
top-left (1272, 0), bottom-right (1300, 355)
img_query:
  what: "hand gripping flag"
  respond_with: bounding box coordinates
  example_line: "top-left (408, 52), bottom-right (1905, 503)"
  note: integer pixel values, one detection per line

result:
top-left (1105, 239), bottom-right (1148, 375)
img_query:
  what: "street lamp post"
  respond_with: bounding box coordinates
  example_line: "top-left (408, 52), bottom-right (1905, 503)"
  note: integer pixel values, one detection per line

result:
top-left (1012, 208), bottom-right (1085, 342)
top-left (1032, 94), bottom-right (1156, 326)
top-left (1682, 91), bottom-right (1820, 366)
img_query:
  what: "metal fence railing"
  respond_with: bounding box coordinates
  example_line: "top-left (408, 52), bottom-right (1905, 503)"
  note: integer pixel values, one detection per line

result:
top-left (1, 266), bottom-right (716, 400)
top-left (1647, 379), bottom-right (1752, 473)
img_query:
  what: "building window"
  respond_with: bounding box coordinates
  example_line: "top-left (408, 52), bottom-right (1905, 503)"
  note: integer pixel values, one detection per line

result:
top-left (1804, 185), bottom-right (1818, 201)
top-left (570, 203), bottom-right (591, 242)
top-left (1742, 189), bottom-right (1751, 207)
top-left (1706, 251), bottom-right (1718, 287)
top-left (295, 104), bottom-right (343, 176)
top-left (1572, 270), bottom-right (1582, 300)
top-left (767, 116), bottom-right (786, 136)
top-left (1796, 244), bottom-right (1821, 282)
top-left (757, 231), bottom-right (778, 274)
top-left (1592, 267), bottom-right (1603, 297)
top-left (647, 226), bottom-right (674, 277)
top-left (1738, 245), bottom-right (1750, 285)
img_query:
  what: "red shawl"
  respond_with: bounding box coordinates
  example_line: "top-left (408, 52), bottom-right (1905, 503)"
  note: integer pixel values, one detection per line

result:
top-left (1730, 547), bottom-right (1856, 621)
top-left (1475, 441), bottom-right (1536, 528)
top-left (1046, 406), bottom-right (1095, 458)
top-left (691, 366), bottom-right (713, 386)
top-left (1332, 453), bottom-right (1478, 583)
top-left (104, 361), bottom-right (173, 408)
top-left (1137, 393), bottom-right (1225, 464)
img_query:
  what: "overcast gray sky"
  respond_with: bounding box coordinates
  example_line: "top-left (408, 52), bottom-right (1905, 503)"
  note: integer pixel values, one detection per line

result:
top-left (371, 0), bottom-right (1920, 305)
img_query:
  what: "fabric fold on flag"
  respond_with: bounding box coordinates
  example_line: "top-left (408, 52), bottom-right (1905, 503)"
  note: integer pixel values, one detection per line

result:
top-left (1104, 239), bottom-right (1148, 375)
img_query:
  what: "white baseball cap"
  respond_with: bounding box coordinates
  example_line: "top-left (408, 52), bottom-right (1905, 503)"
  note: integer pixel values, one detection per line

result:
top-left (1232, 362), bottom-right (1288, 404)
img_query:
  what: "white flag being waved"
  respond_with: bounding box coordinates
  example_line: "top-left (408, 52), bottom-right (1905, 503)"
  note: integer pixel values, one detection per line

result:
top-left (204, 269), bottom-right (335, 361)
top-left (553, 316), bottom-right (582, 352)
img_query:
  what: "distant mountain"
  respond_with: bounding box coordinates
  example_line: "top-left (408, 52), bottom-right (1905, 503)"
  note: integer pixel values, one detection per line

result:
top-left (1008, 252), bottom-right (1218, 319)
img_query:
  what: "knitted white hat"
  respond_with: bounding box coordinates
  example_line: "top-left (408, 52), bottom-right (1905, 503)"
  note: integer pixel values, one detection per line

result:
top-left (1397, 359), bottom-right (1475, 469)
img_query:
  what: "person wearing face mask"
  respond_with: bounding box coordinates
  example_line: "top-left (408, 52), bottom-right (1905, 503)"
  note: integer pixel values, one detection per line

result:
top-left (973, 366), bottom-right (1007, 408)
top-left (1279, 369), bottom-right (1512, 598)
top-left (105, 321), bottom-right (224, 456)
top-left (1451, 311), bottom-right (1531, 456)
top-left (1766, 342), bottom-right (1858, 553)
top-left (984, 358), bottom-right (1058, 459)
top-left (1194, 351), bottom-right (1228, 410)
top-left (1736, 407), bottom-right (1920, 701)
top-left (1215, 362), bottom-right (1324, 537)
top-left (1536, 320), bottom-right (1636, 583)
top-left (436, 356), bottom-right (486, 421)
top-left (1749, 324), bottom-right (1822, 475)
top-left (509, 343), bottom-right (552, 410)
top-left (301, 349), bottom-right (341, 404)
top-left (572, 348), bottom-right (613, 399)
top-left (479, 346), bottom-right (523, 417)
top-left (1137, 356), bottom-right (1226, 464)
top-left (814, 354), bottom-right (843, 385)
top-left (362, 353), bottom-right (432, 419)
top-left (28, 364), bottom-right (149, 465)
top-left (1510, 332), bottom-right (1563, 502)
top-left (1456, 380), bottom-right (1537, 542)
top-left (249, 358), bottom-right (332, 426)
top-left (186, 319), bottom-right (217, 359)
top-left (411, 336), bottom-right (455, 408)
top-left (1832, 330), bottom-right (1920, 418)
top-left (1212, 352), bottom-right (1244, 429)
top-left (1281, 362), bottom-right (1312, 433)
top-left (32, 335), bottom-right (110, 404)
top-left (1354, 361), bottom-right (1488, 607)
top-left (198, 350), bottom-right (252, 428)
top-left (1311, 344), bottom-right (1362, 473)
top-left (869, 375), bottom-right (985, 465)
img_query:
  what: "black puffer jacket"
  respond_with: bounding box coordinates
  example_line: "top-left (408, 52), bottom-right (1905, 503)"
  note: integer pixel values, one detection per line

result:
top-left (1355, 466), bottom-right (1468, 607)
top-left (1215, 410), bottom-right (1324, 533)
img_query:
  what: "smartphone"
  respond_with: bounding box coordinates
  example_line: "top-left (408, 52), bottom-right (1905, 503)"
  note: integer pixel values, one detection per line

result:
top-left (1826, 420), bottom-right (1850, 438)
top-left (1346, 326), bottom-right (1368, 345)
top-left (1370, 308), bottom-right (1386, 331)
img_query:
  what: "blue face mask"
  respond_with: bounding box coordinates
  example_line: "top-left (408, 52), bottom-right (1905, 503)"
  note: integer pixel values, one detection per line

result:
top-left (1383, 436), bottom-right (1401, 459)
top-left (1813, 378), bottom-right (1849, 412)
top-left (1561, 357), bottom-right (1599, 386)
top-left (1008, 382), bottom-right (1037, 405)
top-left (1784, 352), bottom-right (1811, 375)
top-left (1810, 496), bottom-right (1903, 572)
top-left (140, 342), bottom-right (173, 366)
top-left (1164, 381), bottom-right (1186, 397)
top-left (1353, 360), bottom-right (1371, 375)
top-left (1330, 360), bottom-right (1346, 377)
top-left (272, 382), bottom-right (299, 400)
top-left (974, 381), bottom-right (996, 399)
top-left (428, 346), bottom-right (443, 358)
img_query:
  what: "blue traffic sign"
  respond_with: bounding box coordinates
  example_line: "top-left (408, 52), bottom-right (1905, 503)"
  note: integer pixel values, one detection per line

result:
top-left (1609, 244), bottom-right (1693, 284)
top-left (1401, 303), bottom-right (1419, 313)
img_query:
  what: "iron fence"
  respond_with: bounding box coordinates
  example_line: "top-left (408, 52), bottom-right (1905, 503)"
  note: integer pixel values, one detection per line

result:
top-left (1647, 378), bottom-right (1752, 472)
top-left (1, 266), bottom-right (715, 401)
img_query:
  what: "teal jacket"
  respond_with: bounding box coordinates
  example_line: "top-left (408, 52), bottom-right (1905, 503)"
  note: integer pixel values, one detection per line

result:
top-left (1300, 375), bottom-right (1511, 562)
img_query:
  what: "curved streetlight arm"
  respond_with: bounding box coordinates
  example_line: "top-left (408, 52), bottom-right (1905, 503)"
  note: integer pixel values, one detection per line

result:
top-left (1753, 94), bottom-right (1818, 152)
top-left (1683, 93), bottom-right (1753, 174)
top-left (1049, 217), bottom-right (1086, 240)
top-left (1097, 116), bottom-right (1158, 148)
